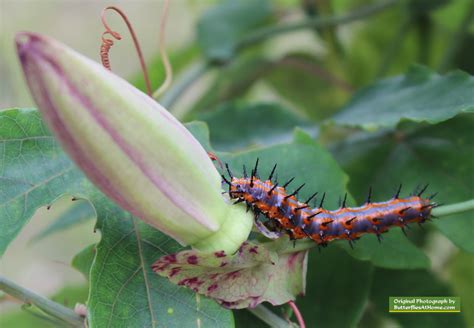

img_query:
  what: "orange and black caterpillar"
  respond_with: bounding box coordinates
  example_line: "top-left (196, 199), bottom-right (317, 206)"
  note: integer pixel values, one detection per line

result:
top-left (221, 159), bottom-right (439, 248)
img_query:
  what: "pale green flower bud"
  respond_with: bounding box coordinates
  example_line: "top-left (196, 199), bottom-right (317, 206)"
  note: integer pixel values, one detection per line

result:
top-left (16, 32), bottom-right (253, 253)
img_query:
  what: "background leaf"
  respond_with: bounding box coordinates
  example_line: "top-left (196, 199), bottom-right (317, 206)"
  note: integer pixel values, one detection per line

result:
top-left (332, 114), bottom-right (474, 253)
top-left (331, 66), bottom-right (474, 130)
top-left (263, 53), bottom-right (352, 121)
top-left (198, 102), bottom-right (313, 151)
top-left (71, 243), bottom-right (96, 280)
top-left (336, 230), bottom-right (430, 269)
top-left (197, 0), bottom-right (272, 61)
top-left (448, 251), bottom-right (474, 327)
top-left (300, 247), bottom-right (374, 328)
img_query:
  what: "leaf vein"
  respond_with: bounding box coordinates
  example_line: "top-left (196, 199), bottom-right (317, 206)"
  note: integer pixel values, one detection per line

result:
top-left (132, 218), bottom-right (157, 328)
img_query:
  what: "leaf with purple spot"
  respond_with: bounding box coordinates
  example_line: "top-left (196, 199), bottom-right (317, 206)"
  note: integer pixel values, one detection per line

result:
top-left (152, 242), bottom-right (308, 309)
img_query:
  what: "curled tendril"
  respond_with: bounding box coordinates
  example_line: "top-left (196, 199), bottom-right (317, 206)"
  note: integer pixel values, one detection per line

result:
top-left (99, 6), bottom-right (152, 96)
top-left (100, 31), bottom-right (120, 70)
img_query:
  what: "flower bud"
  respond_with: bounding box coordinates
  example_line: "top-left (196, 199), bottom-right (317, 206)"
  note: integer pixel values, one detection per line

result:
top-left (16, 32), bottom-right (253, 253)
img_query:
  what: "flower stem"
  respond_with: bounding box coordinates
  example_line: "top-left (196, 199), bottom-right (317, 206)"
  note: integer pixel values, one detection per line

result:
top-left (248, 304), bottom-right (290, 328)
top-left (0, 275), bottom-right (84, 327)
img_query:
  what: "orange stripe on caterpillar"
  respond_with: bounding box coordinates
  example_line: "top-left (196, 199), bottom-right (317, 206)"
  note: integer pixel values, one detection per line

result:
top-left (222, 159), bottom-right (437, 248)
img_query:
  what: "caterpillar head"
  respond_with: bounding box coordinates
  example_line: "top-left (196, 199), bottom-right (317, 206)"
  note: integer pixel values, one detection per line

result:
top-left (228, 177), bottom-right (248, 199)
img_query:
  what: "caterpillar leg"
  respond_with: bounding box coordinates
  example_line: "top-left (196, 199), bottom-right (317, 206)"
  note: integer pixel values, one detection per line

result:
top-left (253, 213), bottom-right (282, 239)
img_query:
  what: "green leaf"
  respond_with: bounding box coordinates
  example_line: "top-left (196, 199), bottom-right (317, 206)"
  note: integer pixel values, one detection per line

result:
top-left (263, 53), bottom-right (351, 121)
top-left (31, 199), bottom-right (95, 243)
top-left (337, 230), bottom-right (430, 269)
top-left (333, 114), bottom-right (474, 253)
top-left (199, 102), bottom-right (312, 151)
top-left (185, 121), bottom-right (213, 152)
top-left (370, 268), bottom-right (467, 327)
top-left (71, 243), bottom-right (96, 280)
top-left (292, 127), bottom-right (315, 145)
top-left (197, 0), bottom-right (272, 61)
top-left (432, 0), bottom-right (473, 31)
top-left (153, 242), bottom-right (307, 309)
top-left (0, 108), bottom-right (91, 256)
top-left (434, 213), bottom-right (474, 253)
top-left (88, 208), bottom-right (234, 328)
top-left (331, 66), bottom-right (474, 131)
top-left (300, 247), bottom-right (374, 328)
top-left (448, 251), bottom-right (474, 327)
